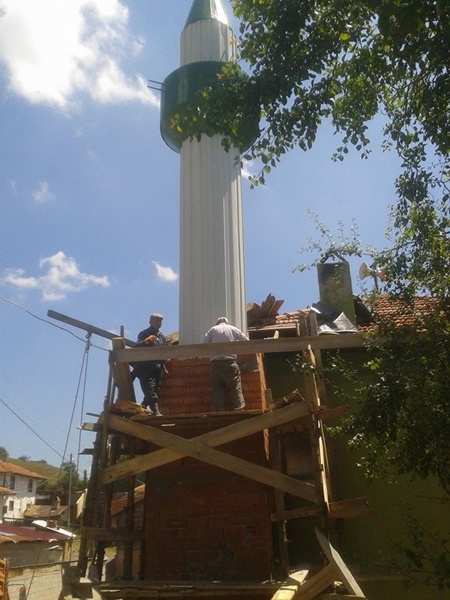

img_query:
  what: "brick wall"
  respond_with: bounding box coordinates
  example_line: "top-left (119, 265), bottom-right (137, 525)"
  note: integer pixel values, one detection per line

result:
top-left (142, 354), bottom-right (275, 587)
top-left (157, 354), bottom-right (267, 415)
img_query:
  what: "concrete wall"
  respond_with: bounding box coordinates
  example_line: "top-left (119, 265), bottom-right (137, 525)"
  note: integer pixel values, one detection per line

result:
top-left (0, 541), bottom-right (63, 568)
top-left (8, 564), bottom-right (62, 600)
top-left (264, 350), bottom-right (447, 600)
top-left (1, 474), bottom-right (37, 521)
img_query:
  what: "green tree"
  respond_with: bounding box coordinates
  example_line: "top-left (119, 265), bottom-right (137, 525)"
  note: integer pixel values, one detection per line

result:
top-left (170, 4), bottom-right (450, 587)
top-left (175, 0), bottom-right (450, 484)
top-left (175, 0), bottom-right (449, 295)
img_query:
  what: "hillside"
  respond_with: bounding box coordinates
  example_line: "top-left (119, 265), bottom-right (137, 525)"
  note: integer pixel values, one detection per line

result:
top-left (7, 457), bottom-right (61, 488)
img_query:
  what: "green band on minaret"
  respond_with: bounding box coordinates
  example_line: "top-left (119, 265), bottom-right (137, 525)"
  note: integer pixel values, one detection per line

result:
top-left (185, 0), bottom-right (221, 27)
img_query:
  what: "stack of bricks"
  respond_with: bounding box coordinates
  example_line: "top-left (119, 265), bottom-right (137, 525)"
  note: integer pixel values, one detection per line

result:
top-left (158, 354), bottom-right (268, 414)
top-left (142, 353), bottom-right (276, 586)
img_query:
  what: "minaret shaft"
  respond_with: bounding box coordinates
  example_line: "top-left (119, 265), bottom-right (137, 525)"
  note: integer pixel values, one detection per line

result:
top-left (161, 1), bottom-right (247, 343)
top-left (179, 136), bottom-right (246, 342)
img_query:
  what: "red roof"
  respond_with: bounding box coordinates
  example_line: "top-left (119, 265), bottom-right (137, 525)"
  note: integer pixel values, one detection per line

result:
top-left (111, 484), bottom-right (145, 517)
top-left (0, 524), bottom-right (67, 544)
top-left (0, 460), bottom-right (44, 480)
top-left (266, 294), bottom-right (438, 332)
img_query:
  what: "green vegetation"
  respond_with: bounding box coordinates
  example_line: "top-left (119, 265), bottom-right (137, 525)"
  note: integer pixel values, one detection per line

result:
top-left (177, 2), bottom-right (448, 589)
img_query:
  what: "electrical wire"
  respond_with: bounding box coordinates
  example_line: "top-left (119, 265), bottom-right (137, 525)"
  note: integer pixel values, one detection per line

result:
top-left (0, 294), bottom-right (108, 352)
top-left (60, 334), bottom-right (91, 470)
top-left (0, 397), bottom-right (64, 459)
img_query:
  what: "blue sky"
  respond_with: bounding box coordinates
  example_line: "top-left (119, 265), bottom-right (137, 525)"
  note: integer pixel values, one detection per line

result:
top-left (0, 0), bottom-right (400, 475)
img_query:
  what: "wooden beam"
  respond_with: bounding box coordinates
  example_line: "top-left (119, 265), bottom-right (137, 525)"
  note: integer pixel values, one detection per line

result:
top-left (102, 413), bottom-right (317, 502)
top-left (328, 498), bottom-right (372, 519)
top-left (111, 338), bottom-right (135, 402)
top-left (102, 401), bottom-right (311, 483)
top-left (81, 527), bottom-right (143, 543)
top-left (315, 529), bottom-right (366, 597)
top-left (317, 595), bottom-right (367, 599)
top-left (47, 310), bottom-right (135, 347)
top-left (99, 580), bottom-right (281, 598)
top-left (314, 405), bottom-right (348, 422)
top-left (275, 564), bottom-right (336, 600)
top-left (271, 505), bottom-right (324, 522)
top-left (271, 569), bottom-right (310, 600)
top-left (112, 333), bottom-right (373, 364)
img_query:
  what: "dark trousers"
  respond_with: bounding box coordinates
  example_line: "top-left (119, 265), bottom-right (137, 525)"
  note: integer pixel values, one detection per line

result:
top-left (137, 365), bottom-right (162, 408)
top-left (209, 359), bottom-right (245, 411)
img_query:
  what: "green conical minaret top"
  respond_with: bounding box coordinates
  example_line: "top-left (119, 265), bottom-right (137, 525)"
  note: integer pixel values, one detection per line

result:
top-left (184, 0), bottom-right (228, 28)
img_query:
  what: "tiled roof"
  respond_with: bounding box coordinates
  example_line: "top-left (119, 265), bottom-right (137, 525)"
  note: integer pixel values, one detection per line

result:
top-left (275, 309), bottom-right (310, 326)
top-left (111, 484), bottom-right (145, 517)
top-left (0, 486), bottom-right (15, 495)
top-left (367, 294), bottom-right (438, 328)
top-left (24, 505), bottom-right (67, 519)
top-left (0, 460), bottom-right (45, 480)
top-left (262, 295), bottom-right (437, 332)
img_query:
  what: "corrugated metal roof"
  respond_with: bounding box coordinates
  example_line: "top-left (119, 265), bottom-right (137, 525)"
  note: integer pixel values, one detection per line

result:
top-left (0, 524), bottom-right (67, 544)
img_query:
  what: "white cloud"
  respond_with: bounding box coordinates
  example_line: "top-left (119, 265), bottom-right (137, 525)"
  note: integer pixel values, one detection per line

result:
top-left (1, 251), bottom-right (110, 301)
top-left (241, 158), bottom-right (255, 180)
top-left (32, 181), bottom-right (55, 203)
top-left (8, 180), bottom-right (18, 196)
top-left (152, 261), bottom-right (178, 283)
top-left (0, 0), bottom-right (159, 110)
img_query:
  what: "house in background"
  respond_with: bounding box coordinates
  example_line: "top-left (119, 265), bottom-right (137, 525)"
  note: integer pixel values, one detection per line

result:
top-left (0, 460), bottom-right (44, 523)
top-left (23, 495), bottom-right (68, 527)
top-left (0, 523), bottom-right (70, 568)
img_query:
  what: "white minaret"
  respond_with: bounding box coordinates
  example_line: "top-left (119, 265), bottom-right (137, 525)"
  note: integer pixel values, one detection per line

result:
top-left (161, 0), bottom-right (248, 343)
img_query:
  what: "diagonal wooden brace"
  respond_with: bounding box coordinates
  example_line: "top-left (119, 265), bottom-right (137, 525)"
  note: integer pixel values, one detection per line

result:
top-left (101, 401), bottom-right (317, 503)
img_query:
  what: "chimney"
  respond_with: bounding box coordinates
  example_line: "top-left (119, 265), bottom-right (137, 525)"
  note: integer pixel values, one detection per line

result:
top-left (317, 262), bottom-right (356, 325)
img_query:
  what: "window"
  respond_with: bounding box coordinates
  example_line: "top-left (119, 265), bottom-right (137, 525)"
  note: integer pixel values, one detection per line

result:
top-left (8, 500), bottom-right (14, 512)
top-left (9, 475), bottom-right (15, 490)
top-left (27, 479), bottom-right (33, 493)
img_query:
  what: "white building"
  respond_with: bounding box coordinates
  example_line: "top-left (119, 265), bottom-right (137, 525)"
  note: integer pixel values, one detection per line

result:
top-left (0, 460), bottom-right (44, 522)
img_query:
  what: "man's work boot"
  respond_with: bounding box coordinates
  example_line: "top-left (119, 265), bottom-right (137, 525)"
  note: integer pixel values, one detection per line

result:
top-left (150, 403), bottom-right (162, 417)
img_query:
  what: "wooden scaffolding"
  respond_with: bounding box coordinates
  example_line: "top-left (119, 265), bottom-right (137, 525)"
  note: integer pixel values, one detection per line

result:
top-left (62, 311), bottom-right (372, 600)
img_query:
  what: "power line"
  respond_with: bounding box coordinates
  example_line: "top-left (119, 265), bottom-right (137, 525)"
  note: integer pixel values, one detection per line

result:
top-left (0, 397), bottom-right (64, 459)
top-left (0, 294), bottom-right (108, 351)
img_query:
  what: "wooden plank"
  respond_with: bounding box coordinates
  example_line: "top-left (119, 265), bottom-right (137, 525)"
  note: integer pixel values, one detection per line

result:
top-left (81, 526), bottom-right (143, 543)
top-left (294, 564), bottom-right (336, 600)
top-left (314, 405), bottom-right (348, 422)
top-left (102, 400), bottom-right (312, 484)
top-left (112, 333), bottom-right (373, 364)
top-left (111, 338), bottom-right (136, 402)
top-left (271, 505), bottom-right (323, 522)
top-left (102, 413), bottom-right (318, 502)
top-left (270, 568), bottom-right (311, 600)
top-left (328, 498), bottom-right (372, 519)
top-left (47, 310), bottom-right (136, 347)
top-left (270, 583), bottom-right (299, 600)
top-left (317, 595), bottom-right (367, 599)
top-left (268, 426), bottom-right (290, 577)
top-left (315, 529), bottom-right (366, 597)
top-left (99, 580), bottom-right (280, 598)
